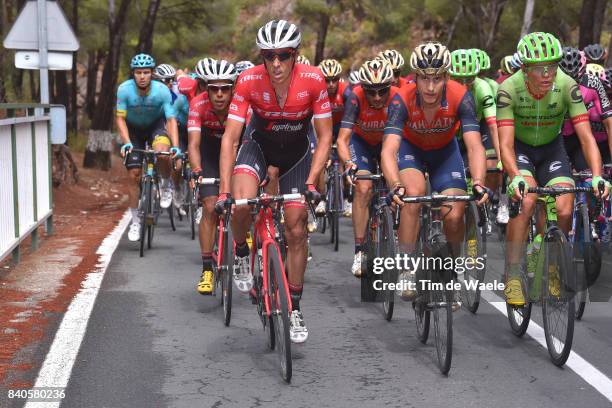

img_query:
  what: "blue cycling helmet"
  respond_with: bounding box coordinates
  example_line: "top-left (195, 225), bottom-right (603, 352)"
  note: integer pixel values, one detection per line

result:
top-left (130, 53), bottom-right (156, 69)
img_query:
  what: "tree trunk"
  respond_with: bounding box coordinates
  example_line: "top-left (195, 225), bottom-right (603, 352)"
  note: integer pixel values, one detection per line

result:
top-left (592, 0), bottom-right (608, 44)
top-left (84, 0), bottom-right (132, 170)
top-left (446, 5), bottom-right (464, 46)
top-left (28, 70), bottom-right (37, 101)
top-left (314, 12), bottom-right (330, 65)
top-left (136, 0), bottom-right (161, 54)
top-left (579, 0), bottom-right (596, 48)
top-left (55, 71), bottom-right (69, 107)
top-left (52, 144), bottom-right (79, 187)
top-left (484, 0), bottom-right (507, 50)
top-left (520, 0), bottom-right (535, 37)
top-left (70, 0), bottom-right (78, 133)
top-left (85, 50), bottom-right (100, 119)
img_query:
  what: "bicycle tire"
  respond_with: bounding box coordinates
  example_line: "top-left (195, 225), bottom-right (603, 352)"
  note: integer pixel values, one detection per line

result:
top-left (506, 302), bottom-right (532, 337)
top-left (415, 207), bottom-right (430, 343)
top-left (542, 227), bottom-right (574, 366)
top-left (190, 204), bottom-right (196, 240)
top-left (432, 280), bottom-right (453, 375)
top-left (267, 244), bottom-right (292, 383)
top-left (139, 179), bottom-right (151, 258)
top-left (221, 223), bottom-right (234, 326)
top-left (462, 202), bottom-right (485, 314)
top-left (333, 170), bottom-right (342, 251)
top-left (168, 205), bottom-right (176, 232)
top-left (361, 215), bottom-right (378, 302)
top-left (147, 182), bottom-right (160, 249)
top-left (381, 206), bottom-right (397, 321)
top-left (573, 204), bottom-right (590, 320)
top-left (576, 289), bottom-right (587, 320)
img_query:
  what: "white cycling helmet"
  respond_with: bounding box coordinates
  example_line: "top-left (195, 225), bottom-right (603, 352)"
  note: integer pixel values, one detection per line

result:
top-left (200, 59), bottom-right (237, 82)
top-left (195, 57), bottom-right (217, 80)
top-left (235, 60), bottom-right (255, 74)
top-left (153, 64), bottom-right (176, 80)
top-left (256, 19), bottom-right (301, 50)
top-left (348, 70), bottom-right (361, 85)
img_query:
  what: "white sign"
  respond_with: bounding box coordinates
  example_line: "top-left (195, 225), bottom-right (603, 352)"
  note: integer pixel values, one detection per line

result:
top-left (3, 0), bottom-right (79, 51)
top-left (15, 50), bottom-right (73, 70)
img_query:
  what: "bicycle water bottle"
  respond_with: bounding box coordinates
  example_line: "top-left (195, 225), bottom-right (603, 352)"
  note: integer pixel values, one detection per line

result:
top-left (526, 234), bottom-right (543, 278)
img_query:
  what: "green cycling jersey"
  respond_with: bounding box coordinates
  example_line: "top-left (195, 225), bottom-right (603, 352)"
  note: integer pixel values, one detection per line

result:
top-left (483, 77), bottom-right (499, 96)
top-left (496, 69), bottom-right (588, 147)
top-left (455, 77), bottom-right (496, 139)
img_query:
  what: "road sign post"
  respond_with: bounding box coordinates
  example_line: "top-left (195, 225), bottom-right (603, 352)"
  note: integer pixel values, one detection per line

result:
top-left (37, 0), bottom-right (49, 104)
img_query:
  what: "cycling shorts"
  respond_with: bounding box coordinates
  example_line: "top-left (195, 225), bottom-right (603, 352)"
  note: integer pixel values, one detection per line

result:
top-left (125, 118), bottom-right (168, 170)
top-left (563, 135), bottom-right (611, 171)
top-left (514, 135), bottom-right (574, 186)
top-left (198, 135), bottom-right (221, 199)
top-left (349, 133), bottom-right (382, 174)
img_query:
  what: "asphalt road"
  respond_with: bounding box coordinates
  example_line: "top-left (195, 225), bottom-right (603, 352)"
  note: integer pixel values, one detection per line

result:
top-left (33, 214), bottom-right (612, 407)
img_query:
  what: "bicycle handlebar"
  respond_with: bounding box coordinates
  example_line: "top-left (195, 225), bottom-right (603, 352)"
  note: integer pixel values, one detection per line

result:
top-left (234, 193), bottom-right (303, 207)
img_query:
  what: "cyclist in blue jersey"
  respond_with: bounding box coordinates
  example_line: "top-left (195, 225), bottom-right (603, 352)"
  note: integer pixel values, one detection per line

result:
top-left (117, 53), bottom-right (181, 242)
top-left (154, 63), bottom-right (190, 212)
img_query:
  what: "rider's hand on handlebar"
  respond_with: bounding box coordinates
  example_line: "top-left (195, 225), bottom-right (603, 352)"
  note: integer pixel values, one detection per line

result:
top-left (120, 142), bottom-right (133, 158)
top-left (214, 192), bottom-right (232, 215)
top-left (303, 183), bottom-right (321, 205)
top-left (387, 183), bottom-right (405, 208)
top-left (507, 175), bottom-right (527, 201)
top-left (472, 183), bottom-right (492, 206)
top-left (591, 176), bottom-right (609, 199)
top-left (344, 161), bottom-right (358, 185)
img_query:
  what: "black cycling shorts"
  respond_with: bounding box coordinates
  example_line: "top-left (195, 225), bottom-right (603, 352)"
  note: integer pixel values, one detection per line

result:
top-left (514, 135), bottom-right (574, 186)
top-left (125, 117), bottom-right (168, 170)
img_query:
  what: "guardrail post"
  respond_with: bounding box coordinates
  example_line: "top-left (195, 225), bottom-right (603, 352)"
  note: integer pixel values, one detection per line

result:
top-left (31, 108), bottom-right (39, 250)
top-left (9, 108), bottom-right (21, 264)
top-left (46, 114), bottom-right (53, 235)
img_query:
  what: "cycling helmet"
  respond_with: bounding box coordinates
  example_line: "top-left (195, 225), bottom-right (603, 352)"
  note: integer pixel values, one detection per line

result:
top-left (194, 57), bottom-right (217, 80)
top-left (583, 43), bottom-right (606, 64)
top-left (586, 63), bottom-right (606, 81)
top-left (319, 59), bottom-right (342, 77)
top-left (235, 60), bottom-right (255, 74)
top-left (256, 19), bottom-right (301, 50)
top-left (449, 49), bottom-right (480, 77)
top-left (559, 47), bottom-right (586, 80)
top-left (410, 42), bottom-right (451, 76)
top-left (130, 53), bottom-right (155, 69)
top-left (604, 68), bottom-right (612, 90)
top-left (153, 64), bottom-right (176, 80)
top-left (358, 59), bottom-right (394, 86)
top-left (472, 49), bottom-right (491, 71)
top-left (510, 52), bottom-right (523, 69)
top-left (296, 55), bottom-right (311, 65)
top-left (517, 32), bottom-right (563, 64)
top-left (378, 49), bottom-right (405, 70)
top-left (500, 56), bottom-right (516, 75)
top-left (348, 70), bottom-right (360, 85)
top-left (199, 59), bottom-right (237, 82)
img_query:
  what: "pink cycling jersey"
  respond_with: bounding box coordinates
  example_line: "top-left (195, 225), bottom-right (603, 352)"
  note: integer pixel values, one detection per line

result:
top-left (562, 74), bottom-right (612, 142)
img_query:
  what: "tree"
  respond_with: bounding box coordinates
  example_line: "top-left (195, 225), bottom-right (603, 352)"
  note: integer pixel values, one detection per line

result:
top-left (579, 0), bottom-right (597, 47)
top-left (136, 0), bottom-right (161, 54)
top-left (83, 0), bottom-right (132, 170)
top-left (520, 0), bottom-right (536, 37)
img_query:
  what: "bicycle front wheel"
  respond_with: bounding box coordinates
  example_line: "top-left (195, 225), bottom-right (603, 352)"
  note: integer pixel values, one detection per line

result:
top-left (462, 202), bottom-right (486, 313)
top-left (380, 206), bottom-right (397, 321)
top-left (432, 272), bottom-right (453, 375)
top-left (221, 224), bottom-right (234, 326)
top-left (139, 179), bottom-right (151, 258)
top-left (542, 227), bottom-right (574, 366)
top-left (267, 244), bottom-right (292, 382)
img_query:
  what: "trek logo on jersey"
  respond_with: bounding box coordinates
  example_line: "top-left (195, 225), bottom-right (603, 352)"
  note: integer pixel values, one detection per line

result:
top-left (257, 108), bottom-right (311, 119)
top-left (239, 74), bottom-right (263, 83)
top-left (549, 161), bottom-right (562, 172)
top-left (300, 72), bottom-right (323, 82)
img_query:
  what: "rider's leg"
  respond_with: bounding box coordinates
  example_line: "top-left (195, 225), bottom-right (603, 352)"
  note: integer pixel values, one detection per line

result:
top-left (352, 177), bottom-right (373, 252)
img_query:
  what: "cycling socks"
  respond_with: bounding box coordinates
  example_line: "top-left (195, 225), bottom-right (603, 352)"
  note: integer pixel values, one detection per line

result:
top-left (289, 283), bottom-right (303, 311)
top-left (202, 252), bottom-right (213, 270)
top-left (355, 238), bottom-right (364, 254)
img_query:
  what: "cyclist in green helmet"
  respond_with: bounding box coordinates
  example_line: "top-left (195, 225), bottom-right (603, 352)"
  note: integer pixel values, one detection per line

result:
top-left (451, 49), bottom-right (500, 221)
top-left (498, 32), bottom-right (608, 306)
top-left (472, 48), bottom-right (499, 95)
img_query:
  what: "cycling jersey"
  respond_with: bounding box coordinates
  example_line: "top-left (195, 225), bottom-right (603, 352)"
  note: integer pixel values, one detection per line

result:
top-left (561, 74), bottom-right (612, 142)
top-left (483, 77), bottom-right (499, 95)
top-left (397, 77), bottom-right (410, 88)
top-left (341, 86), bottom-right (400, 145)
top-left (228, 64), bottom-right (332, 144)
top-left (171, 90), bottom-right (189, 127)
top-left (343, 83), bottom-right (359, 101)
top-left (330, 81), bottom-right (348, 127)
top-left (116, 79), bottom-right (176, 128)
top-left (385, 80), bottom-right (480, 150)
top-left (496, 69), bottom-right (588, 147)
top-left (187, 92), bottom-right (226, 139)
top-left (177, 75), bottom-right (202, 102)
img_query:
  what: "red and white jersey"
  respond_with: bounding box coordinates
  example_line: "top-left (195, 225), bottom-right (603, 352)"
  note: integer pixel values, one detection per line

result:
top-left (187, 92), bottom-right (225, 139)
top-left (177, 76), bottom-right (202, 102)
top-left (228, 64), bottom-right (332, 141)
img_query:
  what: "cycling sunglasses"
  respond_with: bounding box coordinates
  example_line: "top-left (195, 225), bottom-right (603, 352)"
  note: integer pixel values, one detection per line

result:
top-left (363, 86), bottom-right (391, 97)
top-left (525, 63), bottom-right (559, 76)
top-left (207, 84), bottom-right (233, 93)
top-left (261, 50), bottom-right (295, 62)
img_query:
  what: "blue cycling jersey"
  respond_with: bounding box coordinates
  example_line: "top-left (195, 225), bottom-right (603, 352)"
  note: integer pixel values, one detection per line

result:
top-left (116, 79), bottom-right (176, 128)
top-left (171, 90), bottom-right (189, 127)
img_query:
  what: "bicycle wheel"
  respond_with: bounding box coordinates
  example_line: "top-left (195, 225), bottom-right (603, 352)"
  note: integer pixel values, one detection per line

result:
top-left (506, 303), bottom-right (532, 337)
top-left (542, 227), bottom-right (575, 366)
top-left (414, 208), bottom-right (430, 343)
top-left (221, 223), bottom-right (234, 326)
top-left (168, 205), bottom-right (176, 231)
top-left (190, 203), bottom-right (196, 241)
top-left (139, 179), bottom-right (151, 258)
top-left (361, 215), bottom-right (378, 302)
top-left (147, 182), bottom-right (160, 249)
top-left (462, 202), bottom-right (485, 313)
top-left (432, 278), bottom-right (453, 375)
top-left (267, 244), bottom-right (292, 383)
top-left (333, 170), bottom-right (341, 251)
top-left (380, 206), bottom-right (397, 321)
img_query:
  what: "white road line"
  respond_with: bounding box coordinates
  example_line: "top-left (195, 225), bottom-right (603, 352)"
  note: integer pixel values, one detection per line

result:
top-left (483, 292), bottom-right (612, 403)
top-left (24, 211), bottom-right (131, 408)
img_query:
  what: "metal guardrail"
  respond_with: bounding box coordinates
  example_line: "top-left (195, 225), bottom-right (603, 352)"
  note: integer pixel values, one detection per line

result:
top-left (0, 104), bottom-right (53, 264)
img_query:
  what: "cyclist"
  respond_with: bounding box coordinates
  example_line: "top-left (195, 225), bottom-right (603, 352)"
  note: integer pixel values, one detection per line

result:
top-left (177, 57), bottom-right (216, 101)
top-left (316, 58), bottom-right (349, 215)
top-left (217, 19), bottom-right (333, 343)
top-left (583, 43), bottom-right (607, 65)
top-left (450, 49), bottom-right (501, 224)
top-left (187, 59), bottom-right (238, 295)
top-left (154, 63), bottom-right (190, 212)
top-left (382, 42), bottom-right (489, 299)
top-left (337, 59), bottom-right (398, 276)
top-left (117, 53), bottom-right (180, 241)
top-left (497, 32), bottom-right (608, 306)
top-left (297, 54), bottom-right (311, 65)
top-left (497, 55), bottom-right (518, 84)
top-left (235, 60), bottom-right (255, 75)
top-left (560, 47), bottom-right (612, 170)
top-left (472, 49), bottom-right (499, 95)
top-left (378, 49), bottom-right (408, 88)
top-left (343, 70), bottom-right (360, 100)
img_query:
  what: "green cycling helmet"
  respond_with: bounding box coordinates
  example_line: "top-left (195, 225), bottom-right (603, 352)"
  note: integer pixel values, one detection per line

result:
top-left (450, 49), bottom-right (480, 77)
top-left (130, 53), bottom-right (156, 69)
top-left (517, 32), bottom-right (563, 64)
top-left (472, 49), bottom-right (491, 71)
